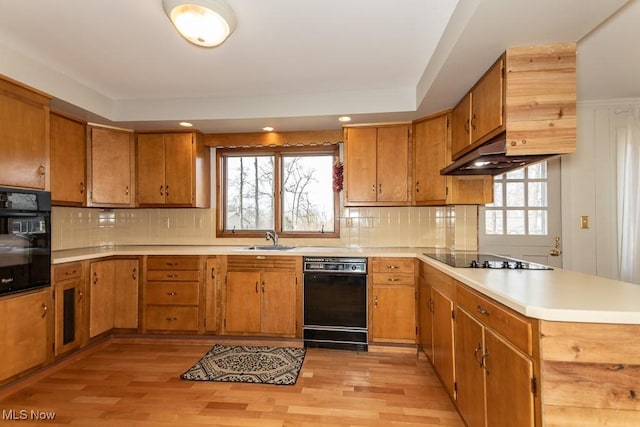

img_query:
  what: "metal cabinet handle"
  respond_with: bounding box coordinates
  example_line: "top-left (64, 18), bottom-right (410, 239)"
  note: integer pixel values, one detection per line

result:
top-left (476, 305), bottom-right (490, 316)
top-left (211, 268), bottom-right (215, 279)
top-left (125, 185), bottom-right (129, 196)
top-left (167, 292), bottom-right (177, 296)
top-left (77, 290), bottom-right (84, 302)
top-left (374, 296), bottom-right (378, 308)
top-left (473, 343), bottom-right (483, 367)
top-left (371, 184), bottom-right (376, 193)
top-left (165, 185), bottom-right (169, 196)
top-left (41, 303), bottom-right (48, 318)
top-left (132, 268), bottom-right (137, 280)
top-left (93, 272), bottom-right (98, 285)
top-left (386, 265), bottom-right (399, 269)
top-left (387, 278), bottom-right (400, 282)
top-left (160, 185), bottom-right (164, 196)
top-left (80, 181), bottom-right (85, 194)
top-left (166, 317), bottom-right (178, 321)
top-left (38, 165), bottom-right (46, 176)
top-left (464, 119), bottom-right (470, 133)
top-left (378, 183), bottom-right (382, 194)
top-left (261, 281), bottom-right (265, 293)
top-left (65, 270), bottom-right (77, 276)
top-left (480, 349), bottom-right (490, 373)
top-left (255, 281), bottom-right (259, 293)
top-left (166, 274), bottom-right (178, 278)
top-left (470, 114), bottom-right (477, 130)
top-left (415, 181), bottom-right (420, 193)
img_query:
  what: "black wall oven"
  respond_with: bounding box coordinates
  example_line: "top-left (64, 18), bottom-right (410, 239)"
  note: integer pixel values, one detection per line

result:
top-left (0, 187), bottom-right (51, 296)
top-left (303, 257), bottom-right (368, 351)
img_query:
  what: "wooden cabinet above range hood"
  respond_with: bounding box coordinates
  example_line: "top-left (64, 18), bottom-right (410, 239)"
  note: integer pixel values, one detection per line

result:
top-left (442, 43), bottom-right (576, 175)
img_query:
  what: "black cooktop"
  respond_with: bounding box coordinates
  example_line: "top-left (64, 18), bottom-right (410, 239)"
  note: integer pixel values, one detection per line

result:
top-left (424, 252), bottom-right (553, 270)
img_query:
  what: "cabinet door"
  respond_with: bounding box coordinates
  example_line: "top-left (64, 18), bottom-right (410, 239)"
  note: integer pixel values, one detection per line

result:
top-left (164, 133), bottom-right (194, 205)
top-left (54, 278), bottom-right (85, 356)
top-left (89, 260), bottom-right (115, 338)
top-left (371, 286), bottom-right (416, 343)
top-left (455, 307), bottom-right (486, 427)
top-left (0, 81), bottom-right (49, 190)
top-left (261, 271), bottom-right (296, 335)
top-left (204, 258), bottom-right (217, 333)
top-left (377, 125), bottom-right (409, 202)
top-left (417, 274), bottom-right (433, 359)
top-left (431, 288), bottom-right (455, 398)
top-left (413, 115), bottom-right (448, 204)
top-left (451, 93), bottom-right (472, 159)
top-left (90, 127), bottom-right (133, 206)
top-left (225, 271), bottom-right (261, 333)
top-left (484, 329), bottom-right (535, 427)
top-left (0, 290), bottom-right (51, 381)
top-left (50, 113), bottom-right (86, 205)
top-left (345, 127), bottom-right (377, 203)
top-left (113, 259), bottom-right (139, 329)
top-left (136, 133), bottom-right (166, 205)
top-left (471, 59), bottom-right (504, 143)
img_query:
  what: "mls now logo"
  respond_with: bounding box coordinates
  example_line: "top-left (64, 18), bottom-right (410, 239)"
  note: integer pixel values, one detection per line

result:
top-left (2, 409), bottom-right (56, 420)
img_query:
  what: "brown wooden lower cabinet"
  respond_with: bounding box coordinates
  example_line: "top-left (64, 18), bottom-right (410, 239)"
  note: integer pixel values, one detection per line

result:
top-left (53, 262), bottom-right (86, 356)
top-left (0, 289), bottom-right (52, 385)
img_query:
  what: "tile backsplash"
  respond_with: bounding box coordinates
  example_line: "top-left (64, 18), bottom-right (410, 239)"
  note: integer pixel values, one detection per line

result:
top-left (52, 205), bottom-right (478, 251)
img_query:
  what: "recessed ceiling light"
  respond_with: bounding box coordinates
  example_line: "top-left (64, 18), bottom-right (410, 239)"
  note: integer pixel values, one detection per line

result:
top-left (179, 121), bottom-right (193, 127)
top-left (263, 126), bottom-right (274, 132)
top-left (338, 116), bottom-right (352, 123)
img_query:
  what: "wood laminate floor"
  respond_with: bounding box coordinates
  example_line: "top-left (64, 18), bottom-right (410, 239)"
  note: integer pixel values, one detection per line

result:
top-left (0, 339), bottom-right (464, 426)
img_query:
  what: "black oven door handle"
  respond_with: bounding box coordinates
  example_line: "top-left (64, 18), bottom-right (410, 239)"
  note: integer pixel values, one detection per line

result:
top-left (0, 212), bottom-right (40, 218)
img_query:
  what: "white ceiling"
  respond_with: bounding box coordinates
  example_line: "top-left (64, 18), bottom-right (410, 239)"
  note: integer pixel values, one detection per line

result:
top-left (0, 0), bottom-right (635, 134)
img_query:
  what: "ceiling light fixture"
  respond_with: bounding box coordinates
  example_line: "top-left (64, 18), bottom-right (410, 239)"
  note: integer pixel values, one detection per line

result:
top-left (263, 126), bottom-right (274, 132)
top-left (338, 116), bottom-right (352, 123)
top-left (162, 0), bottom-right (237, 48)
top-left (179, 121), bottom-right (193, 127)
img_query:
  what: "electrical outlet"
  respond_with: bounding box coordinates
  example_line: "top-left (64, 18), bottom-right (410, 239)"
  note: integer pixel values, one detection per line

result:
top-left (345, 218), bottom-right (353, 227)
top-left (162, 217), bottom-right (170, 229)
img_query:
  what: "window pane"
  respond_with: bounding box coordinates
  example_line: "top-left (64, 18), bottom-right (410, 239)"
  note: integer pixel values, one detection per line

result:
top-left (506, 210), bottom-right (525, 235)
top-left (506, 182), bottom-right (525, 207)
top-left (224, 156), bottom-right (274, 230)
top-left (528, 210), bottom-right (547, 235)
top-left (282, 155), bottom-right (335, 232)
top-left (528, 182), bottom-right (547, 207)
top-left (485, 210), bottom-right (503, 235)
top-left (506, 168), bottom-right (525, 180)
top-left (528, 162), bottom-right (547, 179)
top-left (487, 182), bottom-right (503, 207)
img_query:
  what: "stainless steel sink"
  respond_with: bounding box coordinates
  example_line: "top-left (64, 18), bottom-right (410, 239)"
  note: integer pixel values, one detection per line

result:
top-left (242, 245), bottom-right (296, 251)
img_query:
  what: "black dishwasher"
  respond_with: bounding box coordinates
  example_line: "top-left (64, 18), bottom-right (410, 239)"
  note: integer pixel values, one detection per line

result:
top-left (302, 257), bottom-right (367, 351)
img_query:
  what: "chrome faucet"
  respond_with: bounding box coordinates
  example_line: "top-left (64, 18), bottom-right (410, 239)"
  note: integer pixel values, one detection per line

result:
top-left (265, 230), bottom-right (279, 246)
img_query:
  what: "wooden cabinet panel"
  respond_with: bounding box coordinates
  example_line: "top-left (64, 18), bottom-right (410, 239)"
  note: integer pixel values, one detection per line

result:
top-left (204, 257), bottom-right (218, 333)
top-left (485, 330), bottom-right (535, 427)
top-left (225, 271), bottom-right (261, 333)
top-left (345, 127), bottom-right (377, 203)
top-left (146, 270), bottom-right (200, 282)
top-left (113, 259), bottom-right (139, 329)
top-left (145, 282), bottom-right (199, 305)
top-left (371, 258), bottom-right (415, 274)
top-left (371, 286), bottom-right (416, 343)
top-left (451, 93), bottom-right (471, 158)
top-left (455, 307), bottom-right (486, 427)
top-left (89, 260), bottom-right (115, 338)
top-left (417, 272), bottom-right (433, 360)
top-left (89, 127), bottom-right (134, 206)
top-left (0, 290), bottom-right (51, 383)
top-left (377, 125), bottom-right (409, 202)
top-left (144, 306), bottom-right (198, 331)
top-left (164, 133), bottom-right (193, 205)
top-left (0, 78), bottom-right (50, 190)
top-left (50, 113), bottom-right (86, 205)
top-left (136, 133), bottom-right (165, 205)
top-left (431, 287), bottom-right (455, 398)
top-left (261, 271), bottom-right (297, 335)
top-left (472, 59), bottom-right (504, 142)
top-left (147, 256), bottom-right (200, 271)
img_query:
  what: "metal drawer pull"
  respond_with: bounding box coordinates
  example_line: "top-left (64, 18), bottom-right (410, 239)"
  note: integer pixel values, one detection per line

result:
top-left (388, 278), bottom-right (400, 282)
top-left (480, 349), bottom-right (490, 373)
top-left (167, 292), bottom-right (177, 296)
top-left (166, 274), bottom-right (178, 278)
top-left (65, 270), bottom-right (77, 275)
top-left (166, 317), bottom-right (178, 321)
top-left (386, 265), bottom-right (399, 269)
top-left (41, 303), bottom-right (48, 318)
top-left (473, 343), bottom-right (483, 367)
top-left (476, 305), bottom-right (490, 316)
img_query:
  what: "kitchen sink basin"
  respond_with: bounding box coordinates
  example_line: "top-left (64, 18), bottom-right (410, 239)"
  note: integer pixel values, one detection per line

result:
top-left (242, 245), bottom-right (296, 251)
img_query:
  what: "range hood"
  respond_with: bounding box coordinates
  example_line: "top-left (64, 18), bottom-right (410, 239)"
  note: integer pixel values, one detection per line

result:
top-left (440, 138), bottom-right (555, 176)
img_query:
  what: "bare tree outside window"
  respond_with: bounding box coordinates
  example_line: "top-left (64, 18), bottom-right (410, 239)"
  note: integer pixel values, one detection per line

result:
top-left (224, 155), bottom-right (274, 230)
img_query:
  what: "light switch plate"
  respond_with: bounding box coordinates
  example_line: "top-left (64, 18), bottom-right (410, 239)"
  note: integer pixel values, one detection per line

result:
top-left (580, 215), bottom-right (589, 229)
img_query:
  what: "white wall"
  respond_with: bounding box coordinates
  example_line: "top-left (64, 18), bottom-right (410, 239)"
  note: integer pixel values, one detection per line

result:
top-left (562, 98), bottom-right (640, 279)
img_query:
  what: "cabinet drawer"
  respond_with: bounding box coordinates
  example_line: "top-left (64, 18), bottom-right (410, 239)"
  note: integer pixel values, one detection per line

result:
top-left (457, 285), bottom-right (533, 355)
top-left (146, 270), bottom-right (200, 282)
top-left (145, 306), bottom-right (198, 331)
top-left (54, 263), bottom-right (82, 281)
top-left (145, 282), bottom-right (199, 305)
top-left (147, 257), bottom-right (200, 271)
top-left (372, 258), bottom-right (415, 274)
top-left (371, 273), bottom-right (415, 286)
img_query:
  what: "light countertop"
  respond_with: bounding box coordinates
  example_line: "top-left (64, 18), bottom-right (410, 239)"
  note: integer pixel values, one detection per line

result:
top-left (52, 245), bottom-right (640, 325)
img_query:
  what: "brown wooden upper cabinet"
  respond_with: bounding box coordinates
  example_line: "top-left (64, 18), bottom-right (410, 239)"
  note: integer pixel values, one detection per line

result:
top-left (0, 76), bottom-right (50, 190)
top-left (344, 124), bottom-right (410, 206)
top-left (88, 126), bottom-right (135, 207)
top-left (450, 43), bottom-right (576, 161)
top-left (50, 113), bottom-right (86, 206)
top-left (136, 132), bottom-right (210, 208)
top-left (413, 112), bottom-right (492, 205)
